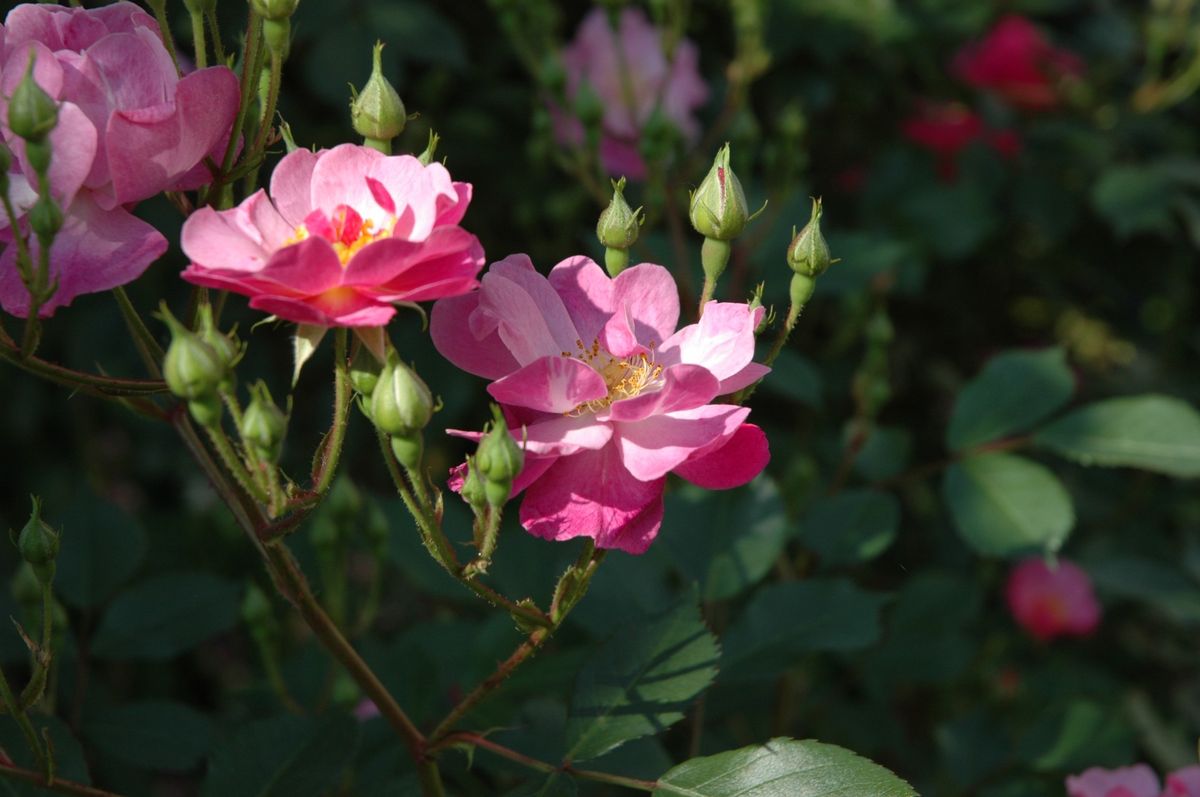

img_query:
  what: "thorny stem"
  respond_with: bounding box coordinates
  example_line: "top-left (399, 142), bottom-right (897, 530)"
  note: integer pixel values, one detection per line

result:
top-left (434, 732), bottom-right (658, 792)
top-left (208, 13), bottom-right (263, 207)
top-left (250, 50), bottom-right (283, 159)
top-left (314, 329), bottom-right (351, 494)
top-left (0, 764), bottom-right (126, 797)
top-left (205, 8), bottom-right (226, 64)
top-left (0, 666), bottom-right (44, 778)
top-left (203, 423), bottom-right (270, 506)
top-left (0, 339), bottom-right (167, 399)
top-left (189, 7), bottom-right (208, 70)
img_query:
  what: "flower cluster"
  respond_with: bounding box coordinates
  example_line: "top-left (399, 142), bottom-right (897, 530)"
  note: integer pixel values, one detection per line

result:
top-left (0, 2), bottom-right (238, 316)
top-left (554, 8), bottom-right (707, 180)
top-left (1005, 557), bottom-right (1101, 641)
top-left (432, 255), bottom-right (769, 553)
top-left (1067, 765), bottom-right (1200, 797)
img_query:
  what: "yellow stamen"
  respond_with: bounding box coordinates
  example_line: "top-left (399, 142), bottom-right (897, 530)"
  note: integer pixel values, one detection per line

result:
top-left (563, 337), bottom-right (663, 416)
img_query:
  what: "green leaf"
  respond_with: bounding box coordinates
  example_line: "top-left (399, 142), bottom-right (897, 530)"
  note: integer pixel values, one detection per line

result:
top-left (83, 701), bottom-right (213, 772)
top-left (565, 599), bottom-right (719, 762)
top-left (55, 499), bottom-right (147, 609)
top-left (1016, 701), bottom-right (1134, 772)
top-left (761, 350), bottom-right (822, 407)
top-left (1084, 556), bottom-right (1200, 623)
top-left (659, 478), bottom-right (790, 602)
top-left (942, 453), bottom-right (1074, 557)
top-left (946, 348), bottom-right (1074, 451)
top-left (1034, 395), bottom-right (1200, 478)
top-left (1091, 164), bottom-right (1176, 239)
top-left (801, 490), bottom-right (899, 567)
top-left (721, 580), bottom-right (886, 680)
top-left (202, 715), bottom-right (360, 797)
top-left (92, 572), bottom-right (241, 660)
top-left (367, 2), bottom-right (468, 68)
top-left (653, 737), bottom-right (917, 796)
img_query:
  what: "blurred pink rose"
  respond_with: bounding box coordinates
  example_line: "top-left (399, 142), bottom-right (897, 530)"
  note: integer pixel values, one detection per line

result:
top-left (1005, 557), bottom-right (1101, 641)
top-left (432, 256), bottom-right (768, 553)
top-left (556, 8), bottom-right (707, 180)
top-left (953, 15), bottom-right (1083, 112)
top-left (0, 1), bottom-right (239, 316)
top-left (1165, 766), bottom-right (1200, 796)
top-left (181, 144), bottom-right (484, 327)
top-left (901, 100), bottom-right (1019, 180)
top-left (1066, 765), bottom-right (1160, 797)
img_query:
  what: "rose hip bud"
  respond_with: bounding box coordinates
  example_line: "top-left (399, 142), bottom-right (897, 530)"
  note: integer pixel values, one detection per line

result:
top-left (787, 198), bottom-right (833, 279)
top-left (475, 405), bottom-right (524, 507)
top-left (8, 55), bottom-right (58, 143)
top-left (12, 497), bottom-right (60, 587)
top-left (240, 381), bottom-right (287, 463)
top-left (351, 42), bottom-right (407, 152)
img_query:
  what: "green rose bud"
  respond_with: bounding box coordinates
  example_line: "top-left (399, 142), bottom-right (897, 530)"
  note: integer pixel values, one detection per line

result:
top-left (596, 177), bottom-right (643, 277)
top-left (195, 304), bottom-right (242, 391)
top-left (459, 455), bottom-right (487, 513)
top-left (351, 42), bottom-right (407, 152)
top-left (28, 194), bottom-right (62, 246)
top-left (787, 198), bottom-right (832, 279)
top-left (475, 405), bottom-right (524, 507)
top-left (370, 353), bottom-right (433, 438)
top-left (262, 18), bottom-right (291, 60)
top-left (250, 0), bottom-right (299, 21)
top-left (13, 497), bottom-right (59, 586)
top-left (161, 307), bottom-right (226, 401)
top-left (8, 55), bottom-right (58, 143)
top-left (689, 143), bottom-right (749, 242)
top-left (240, 381), bottom-right (287, 463)
top-left (187, 394), bottom-right (223, 428)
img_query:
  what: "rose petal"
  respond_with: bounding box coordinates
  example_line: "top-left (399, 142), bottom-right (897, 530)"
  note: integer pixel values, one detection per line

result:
top-left (673, 423), bottom-right (769, 489)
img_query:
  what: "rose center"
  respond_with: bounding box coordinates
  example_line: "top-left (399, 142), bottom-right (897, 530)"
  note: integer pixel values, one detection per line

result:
top-left (562, 337), bottom-right (663, 416)
top-left (286, 204), bottom-right (394, 266)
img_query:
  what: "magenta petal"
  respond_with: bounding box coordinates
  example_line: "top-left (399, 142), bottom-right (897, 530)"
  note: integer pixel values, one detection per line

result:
top-left (519, 444), bottom-right (665, 554)
top-left (372, 226), bottom-right (484, 301)
top-left (1165, 766), bottom-right (1200, 797)
top-left (488, 355), bottom-right (608, 413)
top-left (547, 255), bottom-right (613, 344)
top-left (615, 404), bottom-right (751, 482)
top-left (673, 423), bottom-right (769, 489)
top-left (258, 237), bottom-right (343, 294)
top-left (270, 147), bottom-right (320, 227)
top-left (1065, 766), bottom-right (1159, 797)
top-left (435, 182), bottom-right (472, 227)
top-left (39, 102), bottom-right (97, 207)
top-left (430, 292), bottom-right (521, 380)
top-left (599, 364), bottom-right (720, 423)
top-left (341, 238), bottom-right (424, 287)
top-left (105, 65), bottom-right (239, 203)
top-left (249, 292), bottom-right (395, 327)
top-left (0, 192), bottom-right (166, 317)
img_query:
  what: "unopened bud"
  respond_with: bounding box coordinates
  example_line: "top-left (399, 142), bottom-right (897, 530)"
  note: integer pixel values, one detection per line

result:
top-left (196, 304), bottom-right (241, 391)
top-left (370, 353), bottom-right (433, 438)
top-left (8, 55), bottom-right (58, 143)
top-left (188, 394), bottom-right (223, 428)
top-left (597, 177), bottom-right (643, 277)
top-left (690, 143), bottom-right (749, 242)
top-left (262, 18), bottom-right (291, 60)
top-left (29, 195), bottom-right (62, 245)
top-left (787, 198), bottom-right (832, 278)
top-left (475, 405), bottom-right (524, 507)
top-left (13, 497), bottom-right (59, 586)
top-left (460, 455), bottom-right (487, 513)
top-left (241, 381), bottom-right (287, 463)
top-left (352, 42), bottom-right (406, 151)
top-left (161, 306), bottom-right (226, 401)
top-left (250, 0), bottom-right (299, 22)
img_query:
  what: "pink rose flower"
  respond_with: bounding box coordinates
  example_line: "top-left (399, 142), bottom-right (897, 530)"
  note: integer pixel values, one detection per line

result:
top-left (953, 15), bottom-right (1084, 112)
top-left (0, 1), bottom-right (239, 316)
top-left (901, 100), bottom-right (1019, 180)
top-left (180, 144), bottom-right (484, 328)
top-left (1005, 557), bottom-right (1101, 641)
top-left (1166, 766), bottom-right (1200, 796)
top-left (556, 8), bottom-right (708, 180)
top-left (431, 255), bottom-right (770, 554)
top-left (1066, 765), bottom-right (1160, 797)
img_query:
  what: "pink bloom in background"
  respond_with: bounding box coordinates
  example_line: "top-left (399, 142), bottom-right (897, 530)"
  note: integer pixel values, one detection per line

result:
top-left (1166, 766), bottom-right (1200, 797)
top-left (432, 256), bottom-right (769, 554)
top-left (181, 144), bottom-right (484, 328)
top-left (1005, 557), bottom-right (1101, 641)
top-left (1066, 765), bottom-right (1160, 797)
top-left (953, 15), bottom-right (1084, 112)
top-left (556, 8), bottom-right (708, 180)
top-left (0, 1), bottom-right (239, 316)
top-left (901, 100), bottom-right (1019, 180)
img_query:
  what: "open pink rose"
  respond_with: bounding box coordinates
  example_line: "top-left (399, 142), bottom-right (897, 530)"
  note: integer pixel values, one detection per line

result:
top-left (555, 8), bottom-right (708, 180)
top-left (901, 100), bottom-right (1019, 180)
top-left (432, 255), bottom-right (769, 554)
top-left (1066, 765), bottom-right (1160, 797)
top-left (1005, 557), bottom-right (1101, 641)
top-left (1166, 766), bottom-right (1200, 796)
top-left (953, 15), bottom-right (1083, 112)
top-left (181, 144), bottom-right (484, 328)
top-left (0, 1), bottom-right (239, 316)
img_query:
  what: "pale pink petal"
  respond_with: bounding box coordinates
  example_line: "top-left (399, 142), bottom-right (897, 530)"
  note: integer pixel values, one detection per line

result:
top-left (341, 238), bottom-right (424, 287)
top-left (249, 291), bottom-right (395, 327)
top-left (601, 263), bottom-right (679, 354)
top-left (516, 414), bottom-right (614, 456)
top-left (270, 147), bottom-right (320, 227)
top-left (255, 237), bottom-right (344, 295)
top-left (520, 443), bottom-right (665, 554)
top-left (615, 404), bottom-right (750, 482)
top-left (83, 31), bottom-right (173, 112)
top-left (308, 143), bottom-right (385, 221)
top-left (1065, 765), bottom-right (1159, 797)
top-left (598, 364), bottom-right (719, 423)
top-left (366, 154), bottom-right (440, 239)
top-left (477, 255), bottom-right (580, 365)
top-left (719, 362), bottom-right (771, 394)
top-left (0, 192), bottom-right (165, 317)
top-left (1, 41), bottom-right (64, 99)
top-left (658, 301), bottom-right (758, 381)
top-left (487, 355), bottom-right (607, 414)
top-left (235, 189), bottom-right (295, 251)
top-left (673, 423), bottom-right (769, 489)
top-left (547, 255), bottom-right (613, 344)
top-left (1166, 766), bottom-right (1200, 797)
top-left (181, 205), bottom-right (272, 272)
top-left (37, 102), bottom-right (97, 207)
top-left (430, 292), bottom-right (521, 380)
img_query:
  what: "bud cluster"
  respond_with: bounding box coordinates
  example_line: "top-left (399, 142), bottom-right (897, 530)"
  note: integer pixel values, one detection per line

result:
top-left (368, 350), bottom-right (434, 469)
top-left (161, 304), bottom-right (242, 427)
top-left (351, 42), bottom-right (407, 154)
top-left (471, 405), bottom-right (525, 508)
top-left (689, 143), bottom-right (763, 299)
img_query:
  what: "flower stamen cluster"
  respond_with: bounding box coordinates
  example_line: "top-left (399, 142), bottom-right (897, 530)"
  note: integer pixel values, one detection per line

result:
top-left (561, 337), bottom-right (664, 416)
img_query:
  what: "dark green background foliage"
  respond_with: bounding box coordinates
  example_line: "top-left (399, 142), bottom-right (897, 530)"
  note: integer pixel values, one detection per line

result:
top-left (1, 0), bottom-right (1199, 794)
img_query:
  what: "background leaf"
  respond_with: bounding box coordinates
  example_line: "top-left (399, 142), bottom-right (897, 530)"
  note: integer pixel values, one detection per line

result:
top-left (800, 489), bottom-right (899, 567)
top-left (653, 737), bottom-right (917, 796)
top-left (92, 572), bottom-right (241, 659)
top-left (942, 453), bottom-right (1074, 557)
top-left (55, 499), bottom-right (147, 610)
top-left (1034, 395), bottom-right (1200, 477)
top-left (946, 348), bottom-right (1074, 451)
top-left (83, 701), bottom-right (213, 772)
top-left (202, 715), bottom-right (360, 797)
top-left (565, 598), bottom-right (719, 762)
